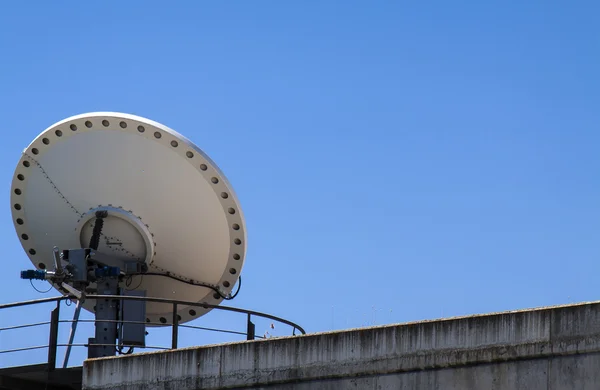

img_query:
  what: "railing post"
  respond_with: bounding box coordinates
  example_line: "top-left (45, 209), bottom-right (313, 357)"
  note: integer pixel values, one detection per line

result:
top-left (172, 303), bottom-right (178, 349)
top-left (47, 300), bottom-right (60, 370)
top-left (246, 313), bottom-right (255, 340)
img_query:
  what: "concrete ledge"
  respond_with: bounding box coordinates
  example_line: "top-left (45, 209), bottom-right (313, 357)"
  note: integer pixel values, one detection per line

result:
top-left (82, 301), bottom-right (600, 390)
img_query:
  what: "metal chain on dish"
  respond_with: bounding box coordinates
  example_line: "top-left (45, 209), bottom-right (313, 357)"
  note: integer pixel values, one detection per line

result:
top-left (23, 153), bottom-right (83, 217)
top-left (22, 152), bottom-right (141, 260)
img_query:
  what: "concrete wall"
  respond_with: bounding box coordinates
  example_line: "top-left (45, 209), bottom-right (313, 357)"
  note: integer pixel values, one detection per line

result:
top-left (83, 301), bottom-right (600, 390)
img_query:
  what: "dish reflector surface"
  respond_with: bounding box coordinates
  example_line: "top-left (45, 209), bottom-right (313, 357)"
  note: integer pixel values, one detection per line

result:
top-left (10, 112), bottom-right (247, 324)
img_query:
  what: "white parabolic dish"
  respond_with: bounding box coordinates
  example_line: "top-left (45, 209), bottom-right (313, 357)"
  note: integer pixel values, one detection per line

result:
top-left (10, 112), bottom-right (247, 325)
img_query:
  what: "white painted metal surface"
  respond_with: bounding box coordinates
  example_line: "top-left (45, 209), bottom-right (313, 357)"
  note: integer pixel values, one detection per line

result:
top-left (10, 112), bottom-right (247, 324)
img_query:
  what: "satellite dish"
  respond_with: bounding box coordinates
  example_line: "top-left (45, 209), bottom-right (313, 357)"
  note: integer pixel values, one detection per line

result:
top-left (10, 112), bottom-right (247, 325)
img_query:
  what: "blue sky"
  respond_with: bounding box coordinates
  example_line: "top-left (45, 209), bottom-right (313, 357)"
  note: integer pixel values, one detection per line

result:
top-left (1, 1), bottom-right (599, 367)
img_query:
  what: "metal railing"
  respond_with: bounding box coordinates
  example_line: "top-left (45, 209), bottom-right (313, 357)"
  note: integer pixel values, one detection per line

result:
top-left (0, 295), bottom-right (305, 369)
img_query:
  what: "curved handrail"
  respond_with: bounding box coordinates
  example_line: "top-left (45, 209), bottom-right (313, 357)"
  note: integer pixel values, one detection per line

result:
top-left (0, 294), bottom-right (305, 334)
top-left (0, 294), bottom-right (305, 368)
top-left (86, 294), bottom-right (306, 334)
top-left (0, 295), bottom-right (65, 310)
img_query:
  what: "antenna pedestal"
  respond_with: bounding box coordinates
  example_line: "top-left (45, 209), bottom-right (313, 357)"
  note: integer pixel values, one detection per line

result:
top-left (88, 277), bottom-right (120, 359)
top-left (21, 247), bottom-right (148, 362)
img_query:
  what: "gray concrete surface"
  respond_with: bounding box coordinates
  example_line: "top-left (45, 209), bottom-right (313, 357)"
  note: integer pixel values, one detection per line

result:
top-left (83, 301), bottom-right (600, 389)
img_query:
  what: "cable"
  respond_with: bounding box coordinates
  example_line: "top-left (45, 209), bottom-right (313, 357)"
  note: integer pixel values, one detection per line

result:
top-left (229, 276), bottom-right (241, 299)
top-left (124, 274), bottom-right (144, 291)
top-left (28, 268), bottom-right (240, 298)
top-left (30, 279), bottom-right (52, 294)
top-left (116, 345), bottom-right (134, 355)
top-left (131, 272), bottom-right (242, 300)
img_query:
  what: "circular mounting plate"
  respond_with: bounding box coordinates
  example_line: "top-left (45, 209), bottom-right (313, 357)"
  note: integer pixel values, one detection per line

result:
top-left (10, 113), bottom-right (247, 325)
